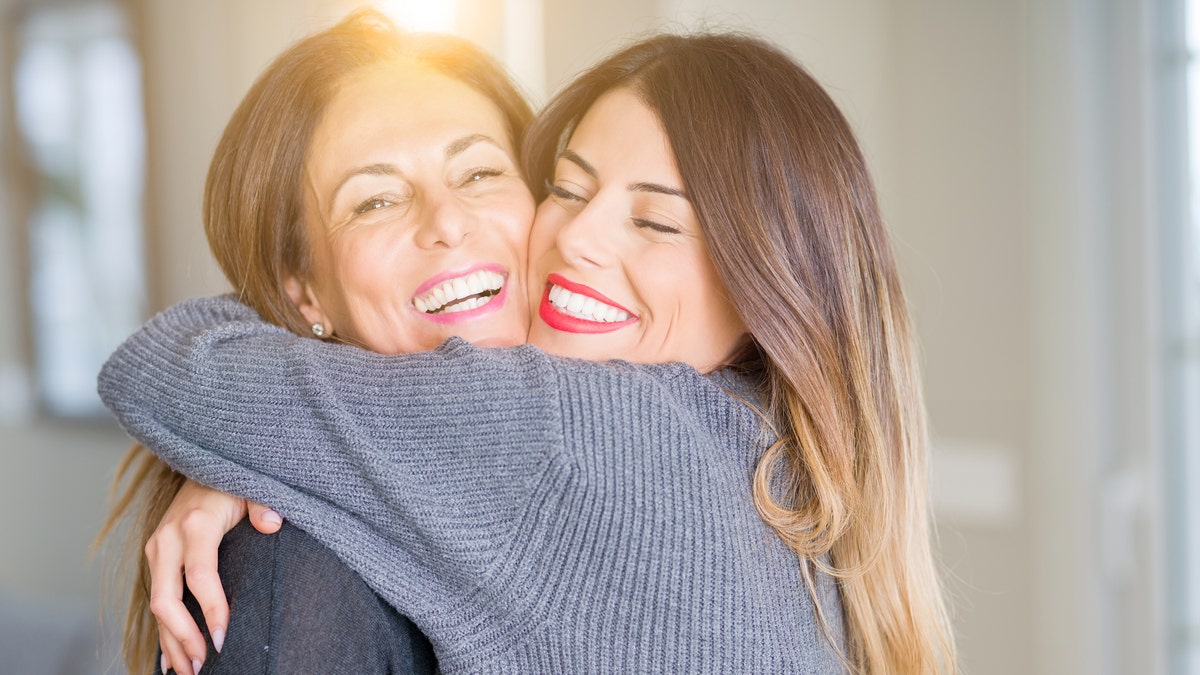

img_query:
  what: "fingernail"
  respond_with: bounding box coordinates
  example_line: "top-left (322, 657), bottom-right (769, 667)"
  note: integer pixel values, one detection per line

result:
top-left (192, 659), bottom-right (202, 674)
top-left (161, 653), bottom-right (168, 674)
top-left (262, 509), bottom-right (282, 525)
top-left (212, 627), bottom-right (225, 653)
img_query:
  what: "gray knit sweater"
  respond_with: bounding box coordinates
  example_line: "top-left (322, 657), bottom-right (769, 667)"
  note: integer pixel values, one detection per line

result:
top-left (98, 295), bottom-right (847, 673)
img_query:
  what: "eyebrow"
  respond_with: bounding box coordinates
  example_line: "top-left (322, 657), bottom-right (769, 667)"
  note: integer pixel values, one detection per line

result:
top-left (445, 133), bottom-right (503, 159)
top-left (332, 163), bottom-right (399, 203)
top-left (629, 181), bottom-right (688, 199)
top-left (558, 149), bottom-right (689, 200)
top-left (559, 149), bottom-right (597, 177)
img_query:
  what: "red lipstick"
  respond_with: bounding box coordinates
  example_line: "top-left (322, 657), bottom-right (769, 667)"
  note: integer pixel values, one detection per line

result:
top-left (538, 274), bottom-right (638, 334)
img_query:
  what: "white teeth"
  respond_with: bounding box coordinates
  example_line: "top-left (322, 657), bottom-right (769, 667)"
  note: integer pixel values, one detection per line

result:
top-left (413, 270), bottom-right (505, 314)
top-left (443, 296), bottom-right (487, 313)
top-left (546, 284), bottom-right (631, 323)
top-left (567, 293), bottom-right (585, 313)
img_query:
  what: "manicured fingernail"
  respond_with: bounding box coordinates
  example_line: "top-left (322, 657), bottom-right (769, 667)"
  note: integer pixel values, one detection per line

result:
top-left (161, 653), bottom-right (168, 673)
top-left (212, 627), bottom-right (225, 653)
top-left (192, 659), bottom-right (202, 674)
top-left (262, 509), bottom-right (282, 525)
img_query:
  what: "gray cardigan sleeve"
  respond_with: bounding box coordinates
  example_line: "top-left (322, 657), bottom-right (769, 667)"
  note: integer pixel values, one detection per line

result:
top-left (97, 297), bottom-right (851, 673)
top-left (98, 295), bottom-right (563, 608)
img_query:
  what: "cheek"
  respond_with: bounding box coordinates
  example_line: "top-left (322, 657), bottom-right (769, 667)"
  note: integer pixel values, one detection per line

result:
top-left (695, 266), bottom-right (747, 349)
top-left (325, 234), bottom-right (416, 334)
top-left (470, 187), bottom-right (535, 262)
top-left (656, 249), bottom-right (739, 328)
top-left (528, 201), bottom-right (564, 265)
top-left (303, 220), bottom-right (337, 286)
top-left (332, 234), bottom-right (397, 292)
top-left (503, 190), bottom-right (537, 242)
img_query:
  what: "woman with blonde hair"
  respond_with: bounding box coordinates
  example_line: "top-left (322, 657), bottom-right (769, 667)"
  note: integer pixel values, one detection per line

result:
top-left (102, 18), bottom-right (956, 675)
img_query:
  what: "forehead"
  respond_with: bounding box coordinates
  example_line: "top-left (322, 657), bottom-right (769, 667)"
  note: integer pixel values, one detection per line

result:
top-left (308, 60), bottom-right (513, 169)
top-left (567, 87), bottom-right (676, 175)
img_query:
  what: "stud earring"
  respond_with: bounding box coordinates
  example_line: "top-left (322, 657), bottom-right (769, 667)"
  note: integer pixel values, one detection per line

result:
top-left (311, 323), bottom-right (325, 337)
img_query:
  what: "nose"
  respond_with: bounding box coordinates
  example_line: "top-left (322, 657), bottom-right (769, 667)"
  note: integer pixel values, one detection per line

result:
top-left (553, 200), bottom-right (617, 269)
top-left (413, 189), bottom-right (469, 249)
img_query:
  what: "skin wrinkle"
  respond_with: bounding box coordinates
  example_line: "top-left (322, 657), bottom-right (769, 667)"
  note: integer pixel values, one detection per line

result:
top-left (297, 62), bottom-right (533, 355)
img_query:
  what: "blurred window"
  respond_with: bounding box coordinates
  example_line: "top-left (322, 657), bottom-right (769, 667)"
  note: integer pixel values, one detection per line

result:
top-left (11, 0), bottom-right (145, 417)
top-left (1169, 0), bottom-right (1200, 671)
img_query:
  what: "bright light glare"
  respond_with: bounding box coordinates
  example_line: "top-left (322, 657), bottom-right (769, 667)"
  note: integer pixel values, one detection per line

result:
top-left (373, 0), bottom-right (459, 33)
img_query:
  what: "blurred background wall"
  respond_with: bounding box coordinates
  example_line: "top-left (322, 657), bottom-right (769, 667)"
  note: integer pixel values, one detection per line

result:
top-left (0, 0), bottom-right (1190, 673)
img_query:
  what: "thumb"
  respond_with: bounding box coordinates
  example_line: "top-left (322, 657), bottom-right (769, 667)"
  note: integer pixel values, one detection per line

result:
top-left (247, 501), bottom-right (283, 534)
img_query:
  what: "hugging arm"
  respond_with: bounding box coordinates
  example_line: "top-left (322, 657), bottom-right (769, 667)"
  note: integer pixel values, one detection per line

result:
top-left (148, 480), bottom-right (284, 675)
top-left (98, 295), bottom-right (561, 630)
top-left (169, 519), bottom-right (435, 675)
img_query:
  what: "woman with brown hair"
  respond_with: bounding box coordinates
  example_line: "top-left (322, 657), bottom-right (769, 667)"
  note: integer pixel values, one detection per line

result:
top-left (101, 8), bottom-right (536, 674)
top-left (103, 22), bottom-right (956, 675)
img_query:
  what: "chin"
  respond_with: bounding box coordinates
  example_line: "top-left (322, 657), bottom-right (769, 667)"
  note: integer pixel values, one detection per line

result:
top-left (456, 321), bottom-right (528, 349)
top-left (470, 335), bottom-right (524, 348)
top-left (526, 332), bottom-right (608, 361)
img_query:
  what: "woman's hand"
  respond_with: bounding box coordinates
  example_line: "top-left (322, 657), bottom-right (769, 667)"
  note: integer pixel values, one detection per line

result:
top-left (147, 479), bottom-right (283, 675)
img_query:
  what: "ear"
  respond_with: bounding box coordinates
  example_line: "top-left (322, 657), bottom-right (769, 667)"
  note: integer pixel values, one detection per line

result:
top-left (284, 274), bottom-right (334, 336)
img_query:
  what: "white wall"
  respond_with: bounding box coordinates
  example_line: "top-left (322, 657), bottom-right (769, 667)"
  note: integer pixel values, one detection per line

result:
top-left (878, 4), bottom-right (1033, 673)
top-left (1027, 0), bottom-right (1165, 672)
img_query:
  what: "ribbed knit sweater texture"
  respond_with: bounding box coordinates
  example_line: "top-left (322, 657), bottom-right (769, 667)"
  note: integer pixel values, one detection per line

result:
top-left (98, 295), bottom-right (847, 673)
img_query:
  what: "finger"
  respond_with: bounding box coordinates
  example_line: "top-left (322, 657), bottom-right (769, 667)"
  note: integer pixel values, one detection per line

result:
top-left (179, 510), bottom-right (231, 652)
top-left (248, 501), bottom-right (283, 534)
top-left (159, 626), bottom-right (195, 675)
top-left (147, 532), bottom-right (208, 670)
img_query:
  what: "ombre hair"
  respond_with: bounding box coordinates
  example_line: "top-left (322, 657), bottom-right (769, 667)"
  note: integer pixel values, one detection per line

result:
top-left (524, 33), bottom-right (955, 673)
top-left (100, 9), bottom-right (533, 673)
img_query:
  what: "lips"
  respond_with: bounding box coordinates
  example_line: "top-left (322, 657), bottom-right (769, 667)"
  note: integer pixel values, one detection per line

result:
top-left (412, 264), bottom-right (508, 324)
top-left (538, 273), bottom-right (637, 334)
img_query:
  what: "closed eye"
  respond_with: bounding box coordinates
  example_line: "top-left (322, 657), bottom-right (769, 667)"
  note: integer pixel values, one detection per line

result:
top-left (633, 218), bottom-right (681, 235)
top-left (545, 179), bottom-right (586, 203)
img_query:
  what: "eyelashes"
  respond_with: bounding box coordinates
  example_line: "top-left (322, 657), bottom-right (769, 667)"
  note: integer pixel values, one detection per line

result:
top-left (545, 178), bottom-right (583, 202)
top-left (354, 195), bottom-right (403, 215)
top-left (460, 166), bottom-right (504, 186)
top-left (546, 179), bottom-right (682, 235)
top-left (632, 218), bottom-right (681, 235)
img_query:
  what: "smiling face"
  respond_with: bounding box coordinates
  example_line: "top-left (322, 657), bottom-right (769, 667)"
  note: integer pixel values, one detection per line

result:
top-left (292, 61), bottom-right (534, 353)
top-left (526, 87), bottom-right (747, 372)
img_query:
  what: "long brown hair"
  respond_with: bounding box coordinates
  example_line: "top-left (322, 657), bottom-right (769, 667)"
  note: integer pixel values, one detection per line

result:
top-left (524, 33), bottom-right (955, 673)
top-left (99, 9), bottom-right (533, 673)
